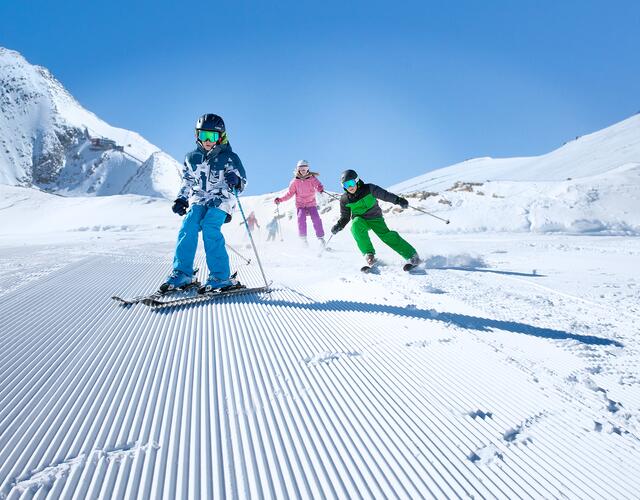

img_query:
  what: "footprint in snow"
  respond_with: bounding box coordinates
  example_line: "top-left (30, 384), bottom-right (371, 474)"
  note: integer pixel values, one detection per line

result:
top-left (467, 444), bottom-right (503, 465)
top-left (303, 351), bottom-right (361, 366)
top-left (467, 409), bottom-right (493, 420)
top-left (405, 340), bottom-right (430, 348)
top-left (501, 412), bottom-right (546, 446)
top-left (593, 421), bottom-right (628, 435)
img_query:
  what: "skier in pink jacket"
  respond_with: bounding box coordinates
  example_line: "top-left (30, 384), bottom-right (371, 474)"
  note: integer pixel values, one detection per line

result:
top-left (274, 160), bottom-right (326, 244)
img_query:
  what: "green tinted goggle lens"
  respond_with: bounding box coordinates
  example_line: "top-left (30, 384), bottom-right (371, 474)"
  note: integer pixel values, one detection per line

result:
top-left (198, 130), bottom-right (220, 142)
top-left (343, 179), bottom-right (357, 189)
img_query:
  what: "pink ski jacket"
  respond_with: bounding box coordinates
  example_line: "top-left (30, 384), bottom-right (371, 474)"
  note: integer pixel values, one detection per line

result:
top-left (278, 173), bottom-right (324, 208)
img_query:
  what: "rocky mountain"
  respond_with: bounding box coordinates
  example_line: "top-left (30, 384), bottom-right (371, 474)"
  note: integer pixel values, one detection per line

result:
top-left (0, 47), bottom-right (180, 198)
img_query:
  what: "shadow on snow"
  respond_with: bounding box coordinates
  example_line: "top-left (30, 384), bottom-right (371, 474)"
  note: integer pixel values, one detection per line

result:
top-left (149, 287), bottom-right (621, 347)
top-left (426, 266), bottom-right (544, 278)
top-left (258, 297), bottom-right (622, 347)
top-left (423, 255), bottom-right (544, 277)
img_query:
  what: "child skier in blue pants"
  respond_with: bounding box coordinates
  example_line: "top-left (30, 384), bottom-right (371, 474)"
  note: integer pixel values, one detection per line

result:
top-left (160, 113), bottom-right (247, 294)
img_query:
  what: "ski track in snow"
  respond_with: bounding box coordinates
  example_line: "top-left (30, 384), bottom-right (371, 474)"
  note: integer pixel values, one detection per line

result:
top-left (1, 236), bottom-right (639, 498)
top-left (9, 442), bottom-right (159, 496)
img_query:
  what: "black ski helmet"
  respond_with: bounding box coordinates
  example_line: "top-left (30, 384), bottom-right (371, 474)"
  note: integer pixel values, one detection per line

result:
top-left (341, 169), bottom-right (359, 184)
top-left (195, 113), bottom-right (225, 133)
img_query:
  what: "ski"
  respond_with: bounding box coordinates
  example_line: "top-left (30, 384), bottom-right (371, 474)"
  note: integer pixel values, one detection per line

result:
top-left (112, 282), bottom-right (201, 306)
top-left (111, 269), bottom-right (238, 306)
top-left (360, 265), bottom-right (380, 274)
top-left (360, 262), bottom-right (422, 274)
top-left (403, 263), bottom-right (426, 275)
top-left (142, 283), bottom-right (272, 308)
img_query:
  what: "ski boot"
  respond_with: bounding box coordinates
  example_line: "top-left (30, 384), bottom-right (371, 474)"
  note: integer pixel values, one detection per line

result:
top-left (159, 270), bottom-right (195, 293)
top-left (198, 275), bottom-right (241, 294)
top-left (360, 253), bottom-right (377, 273)
top-left (364, 253), bottom-right (376, 266)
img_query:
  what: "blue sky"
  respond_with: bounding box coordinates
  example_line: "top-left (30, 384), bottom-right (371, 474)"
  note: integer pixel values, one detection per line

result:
top-left (2, 0), bottom-right (639, 195)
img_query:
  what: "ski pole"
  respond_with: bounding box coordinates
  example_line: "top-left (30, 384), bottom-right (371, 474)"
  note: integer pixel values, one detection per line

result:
top-left (409, 205), bottom-right (451, 224)
top-left (234, 189), bottom-right (270, 288)
top-left (275, 204), bottom-right (284, 241)
top-left (323, 191), bottom-right (341, 202)
top-left (317, 233), bottom-right (335, 258)
top-left (225, 243), bottom-right (251, 265)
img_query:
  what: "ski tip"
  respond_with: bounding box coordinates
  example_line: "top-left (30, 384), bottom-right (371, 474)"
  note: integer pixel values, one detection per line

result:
top-left (361, 265), bottom-right (379, 274)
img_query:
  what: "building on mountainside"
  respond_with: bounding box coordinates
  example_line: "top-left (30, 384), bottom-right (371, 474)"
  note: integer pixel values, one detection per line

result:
top-left (89, 137), bottom-right (124, 152)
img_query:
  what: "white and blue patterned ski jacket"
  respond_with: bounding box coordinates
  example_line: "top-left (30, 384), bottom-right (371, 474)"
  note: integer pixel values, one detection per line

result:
top-left (176, 142), bottom-right (246, 216)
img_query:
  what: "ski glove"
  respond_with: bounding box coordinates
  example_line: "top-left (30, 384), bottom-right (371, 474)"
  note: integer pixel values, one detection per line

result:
top-left (397, 197), bottom-right (409, 209)
top-left (331, 223), bottom-right (342, 235)
top-left (225, 171), bottom-right (242, 189)
top-left (274, 198), bottom-right (281, 204)
top-left (172, 197), bottom-right (189, 216)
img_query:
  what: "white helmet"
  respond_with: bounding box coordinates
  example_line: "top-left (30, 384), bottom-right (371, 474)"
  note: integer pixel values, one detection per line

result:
top-left (296, 160), bottom-right (310, 169)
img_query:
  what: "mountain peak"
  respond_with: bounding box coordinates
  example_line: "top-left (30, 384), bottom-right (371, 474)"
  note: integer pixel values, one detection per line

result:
top-left (0, 46), bottom-right (180, 198)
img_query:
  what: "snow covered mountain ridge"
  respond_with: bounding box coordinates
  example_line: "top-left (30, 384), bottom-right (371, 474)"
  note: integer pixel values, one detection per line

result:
top-left (0, 47), bottom-right (180, 198)
top-left (390, 113), bottom-right (640, 193)
top-left (386, 113), bottom-right (640, 235)
top-left (1, 45), bottom-right (638, 234)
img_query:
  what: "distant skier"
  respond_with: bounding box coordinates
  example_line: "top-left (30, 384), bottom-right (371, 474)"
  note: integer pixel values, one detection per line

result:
top-left (246, 211), bottom-right (260, 233)
top-left (330, 169), bottom-right (420, 269)
top-left (266, 216), bottom-right (279, 241)
top-left (160, 113), bottom-right (247, 293)
top-left (274, 160), bottom-right (325, 245)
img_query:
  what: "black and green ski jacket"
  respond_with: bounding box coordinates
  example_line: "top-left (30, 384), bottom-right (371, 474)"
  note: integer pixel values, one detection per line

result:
top-left (333, 181), bottom-right (404, 231)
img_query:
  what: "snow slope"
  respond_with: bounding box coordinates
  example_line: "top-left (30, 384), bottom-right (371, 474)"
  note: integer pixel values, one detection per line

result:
top-left (384, 114), bottom-right (640, 235)
top-left (1, 182), bottom-right (639, 498)
top-left (0, 47), bottom-right (180, 197)
top-left (1, 59), bottom-right (640, 497)
top-left (391, 113), bottom-right (640, 193)
top-left (121, 152), bottom-right (182, 200)
top-left (388, 162), bottom-right (640, 235)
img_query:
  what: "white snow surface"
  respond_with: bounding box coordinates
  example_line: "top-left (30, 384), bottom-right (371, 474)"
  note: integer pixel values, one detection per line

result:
top-left (1, 180), bottom-right (639, 498)
top-left (0, 47), bottom-right (181, 198)
top-left (1, 52), bottom-right (640, 497)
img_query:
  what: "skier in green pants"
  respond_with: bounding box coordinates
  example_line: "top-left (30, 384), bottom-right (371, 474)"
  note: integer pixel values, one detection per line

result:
top-left (330, 169), bottom-right (421, 269)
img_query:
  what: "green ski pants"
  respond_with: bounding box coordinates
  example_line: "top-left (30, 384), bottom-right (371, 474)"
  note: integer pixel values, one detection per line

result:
top-left (350, 216), bottom-right (416, 259)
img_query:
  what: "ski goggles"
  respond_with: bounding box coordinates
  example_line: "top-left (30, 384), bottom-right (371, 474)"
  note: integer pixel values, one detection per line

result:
top-left (198, 130), bottom-right (221, 142)
top-left (342, 178), bottom-right (358, 189)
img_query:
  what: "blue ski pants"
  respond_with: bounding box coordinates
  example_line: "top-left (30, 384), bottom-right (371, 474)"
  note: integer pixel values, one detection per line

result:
top-left (172, 204), bottom-right (230, 280)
